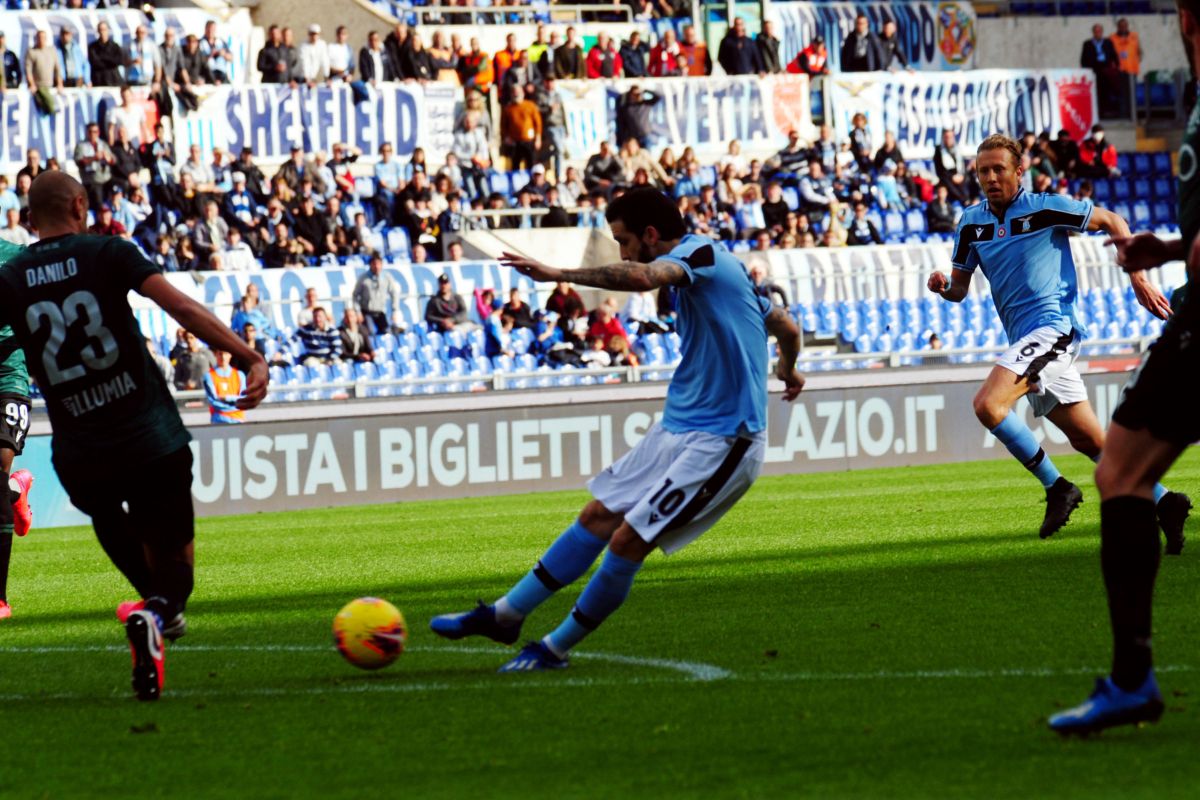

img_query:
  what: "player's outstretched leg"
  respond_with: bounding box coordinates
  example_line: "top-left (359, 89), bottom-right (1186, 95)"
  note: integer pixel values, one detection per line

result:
top-left (431, 505), bottom-right (616, 646)
top-left (500, 526), bottom-right (648, 673)
top-left (125, 608), bottom-right (165, 702)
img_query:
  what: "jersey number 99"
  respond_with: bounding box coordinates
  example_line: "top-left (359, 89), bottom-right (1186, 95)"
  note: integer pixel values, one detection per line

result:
top-left (25, 291), bottom-right (120, 386)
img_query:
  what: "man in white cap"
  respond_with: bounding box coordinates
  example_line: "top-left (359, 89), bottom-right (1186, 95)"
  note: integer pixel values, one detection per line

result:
top-left (300, 24), bottom-right (330, 87)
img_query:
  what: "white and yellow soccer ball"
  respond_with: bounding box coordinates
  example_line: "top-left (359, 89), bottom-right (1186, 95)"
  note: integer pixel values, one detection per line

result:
top-left (332, 597), bottom-right (408, 670)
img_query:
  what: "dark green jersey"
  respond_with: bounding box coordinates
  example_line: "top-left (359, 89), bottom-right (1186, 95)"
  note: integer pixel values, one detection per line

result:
top-left (0, 234), bottom-right (190, 464)
top-left (1172, 102), bottom-right (1200, 311)
top-left (0, 241), bottom-right (30, 398)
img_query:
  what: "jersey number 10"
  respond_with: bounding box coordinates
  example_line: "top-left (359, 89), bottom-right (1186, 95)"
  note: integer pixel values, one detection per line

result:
top-left (26, 291), bottom-right (120, 386)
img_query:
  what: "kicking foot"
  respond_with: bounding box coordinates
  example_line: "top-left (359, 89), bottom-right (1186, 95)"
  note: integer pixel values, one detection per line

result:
top-left (1049, 672), bottom-right (1164, 736)
top-left (0, 600), bottom-right (11, 620)
top-left (116, 600), bottom-right (187, 641)
top-left (1040, 478), bottom-right (1083, 539)
top-left (1157, 492), bottom-right (1191, 556)
top-left (125, 609), bottom-right (165, 702)
top-left (11, 469), bottom-right (33, 537)
top-left (429, 601), bottom-right (521, 646)
top-left (498, 641), bottom-right (569, 673)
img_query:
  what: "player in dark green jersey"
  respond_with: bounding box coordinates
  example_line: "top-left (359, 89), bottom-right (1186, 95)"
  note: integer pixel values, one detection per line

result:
top-left (0, 173), bottom-right (268, 701)
top-left (0, 240), bottom-right (36, 621)
top-left (1049, 0), bottom-right (1200, 735)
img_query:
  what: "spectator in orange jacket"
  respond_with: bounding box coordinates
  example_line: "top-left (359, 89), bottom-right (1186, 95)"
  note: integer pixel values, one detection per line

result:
top-left (501, 85), bottom-right (543, 170)
top-left (458, 37), bottom-right (493, 96)
top-left (493, 33), bottom-right (521, 90)
top-left (587, 33), bottom-right (623, 79)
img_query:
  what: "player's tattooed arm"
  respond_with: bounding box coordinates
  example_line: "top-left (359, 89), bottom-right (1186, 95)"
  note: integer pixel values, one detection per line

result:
top-left (766, 307), bottom-right (804, 401)
top-left (499, 251), bottom-right (688, 291)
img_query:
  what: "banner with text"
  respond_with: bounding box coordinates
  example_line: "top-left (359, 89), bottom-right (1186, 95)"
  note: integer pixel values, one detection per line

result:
top-left (23, 373), bottom-right (1133, 529)
top-left (557, 74), bottom-right (815, 159)
top-left (772, 1), bottom-right (977, 72)
top-left (0, 9), bottom-right (256, 85)
top-left (0, 82), bottom-right (462, 175)
top-left (174, 83), bottom-right (461, 168)
top-left (825, 69), bottom-right (1097, 160)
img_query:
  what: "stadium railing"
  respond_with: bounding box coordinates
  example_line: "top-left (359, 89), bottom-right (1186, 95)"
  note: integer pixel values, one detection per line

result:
top-left (976, 0), bottom-right (1174, 15)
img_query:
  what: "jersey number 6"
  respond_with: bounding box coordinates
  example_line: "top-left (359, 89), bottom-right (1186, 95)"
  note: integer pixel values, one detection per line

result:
top-left (26, 291), bottom-right (120, 386)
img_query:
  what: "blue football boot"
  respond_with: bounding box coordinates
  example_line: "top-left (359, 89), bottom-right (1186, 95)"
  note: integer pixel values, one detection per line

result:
top-left (498, 641), bottom-right (569, 673)
top-left (429, 601), bottom-right (521, 646)
top-left (1049, 672), bottom-right (1165, 735)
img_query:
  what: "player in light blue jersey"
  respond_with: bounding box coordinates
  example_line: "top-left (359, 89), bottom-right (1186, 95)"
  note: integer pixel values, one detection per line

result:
top-left (929, 134), bottom-right (1189, 541)
top-left (429, 188), bottom-right (804, 671)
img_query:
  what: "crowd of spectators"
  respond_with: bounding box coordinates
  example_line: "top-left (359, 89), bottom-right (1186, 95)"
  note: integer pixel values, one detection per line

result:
top-left (0, 12), bottom-right (1157, 267)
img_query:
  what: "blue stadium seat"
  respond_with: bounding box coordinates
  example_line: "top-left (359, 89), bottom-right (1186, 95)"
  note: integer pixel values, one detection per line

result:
top-left (1153, 177), bottom-right (1175, 202)
top-left (1113, 179), bottom-right (1131, 201)
top-left (1132, 200), bottom-right (1152, 227)
top-left (489, 173), bottom-right (511, 195)
top-left (1153, 152), bottom-right (1172, 176)
top-left (471, 356), bottom-right (493, 375)
top-left (904, 208), bottom-right (926, 234)
top-left (353, 362), bottom-right (378, 380)
top-left (883, 211), bottom-right (905, 237)
top-left (1133, 153), bottom-right (1152, 176)
top-left (1112, 201), bottom-right (1132, 221)
top-left (492, 355), bottom-right (514, 372)
top-left (1150, 82), bottom-right (1176, 107)
top-left (386, 228), bottom-right (411, 259)
top-left (1152, 201), bottom-right (1174, 226)
top-left (1116, 154), bottom-right (1132, 175)
top-left (1092, 180), bottom-right (1111, 202)
top-left (1133, 178), bottom-right (1151, 200)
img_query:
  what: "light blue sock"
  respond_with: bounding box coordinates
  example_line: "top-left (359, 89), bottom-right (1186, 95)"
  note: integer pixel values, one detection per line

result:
top-left (1090, 454), bottom-right (1167, 502)
top-left (499, 520), bottom-right (606, 618)
top-left (546, 551), bottom-right (642, 656)
top-left (991, 411), bottom-right (1062, 488)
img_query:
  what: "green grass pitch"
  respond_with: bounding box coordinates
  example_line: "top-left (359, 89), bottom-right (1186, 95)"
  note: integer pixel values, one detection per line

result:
top-left (1, 453), bottom-right (1198, 799)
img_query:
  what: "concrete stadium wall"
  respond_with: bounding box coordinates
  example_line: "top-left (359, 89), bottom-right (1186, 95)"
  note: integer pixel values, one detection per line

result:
top-left (975, 14), bottom-right (1187, 75)
top-left (25, 370), bottom-right (1135, 528)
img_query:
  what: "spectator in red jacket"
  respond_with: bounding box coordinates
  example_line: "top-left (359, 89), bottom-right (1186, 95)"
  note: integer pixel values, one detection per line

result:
top-left (587, 299), bottom-right (629, 348)
top-left (1077, 124), bottom-right (1120, 178)
top-left (648, 28), bottom-right (680, 77)
top-left (587, 33), bottom-right (623, 79)
top-left (788, 36), bottom-right (829, 76)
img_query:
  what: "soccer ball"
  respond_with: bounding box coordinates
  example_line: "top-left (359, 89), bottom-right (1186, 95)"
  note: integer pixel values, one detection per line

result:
top-left (332, 597), bottom-right (408, 670)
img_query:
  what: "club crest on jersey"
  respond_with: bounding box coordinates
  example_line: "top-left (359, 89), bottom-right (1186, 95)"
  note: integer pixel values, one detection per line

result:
top-left (1012, 215), bottom-right (1032, 234)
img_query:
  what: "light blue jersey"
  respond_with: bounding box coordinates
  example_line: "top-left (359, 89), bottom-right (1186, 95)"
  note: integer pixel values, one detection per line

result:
top-left (952, 190), bottom-right (1093, 342)
top-left (656, 235), bottom-right (771, 436)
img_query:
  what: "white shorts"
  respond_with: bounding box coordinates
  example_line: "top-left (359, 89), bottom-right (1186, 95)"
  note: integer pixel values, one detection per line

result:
top-left (588, 422), bottom-right (765, 555)
top-left (995, 325), bottom-right (1087, 417)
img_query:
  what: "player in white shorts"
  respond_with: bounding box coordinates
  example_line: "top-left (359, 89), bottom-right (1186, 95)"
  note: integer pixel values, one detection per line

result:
top-left (928, 134), bottom-right (1189, 542)
top-left (430, 188), bottom-right (804, 671)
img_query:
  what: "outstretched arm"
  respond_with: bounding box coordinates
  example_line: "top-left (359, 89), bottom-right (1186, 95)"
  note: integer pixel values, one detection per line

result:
top-left (766, 307), bottom-right (804, 401)
top-left (500, 251), bottom-right (689, 292)
top-left (1090, 207), bottom-right (1173, 319)
top-left (140, 274), bottom-right (268, 409)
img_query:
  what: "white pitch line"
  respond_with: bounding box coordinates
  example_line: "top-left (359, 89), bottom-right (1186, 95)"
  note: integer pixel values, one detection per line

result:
top-left (0, 642), bottom-right (730, 682)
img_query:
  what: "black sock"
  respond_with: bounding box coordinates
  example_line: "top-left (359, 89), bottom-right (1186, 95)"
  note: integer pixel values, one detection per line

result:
top-left (1100, 496), bottom-right (1161, 691)
top-left (91, 512), bottom-right (155, 598)
top-left (8, 488), bottom-right (18, 505)
top-left (0, 469), bottom-right (12, 602)
top-left (146, 548), bottom-right (194, 622)
top-left (0, 527), bottom-right (12, 602)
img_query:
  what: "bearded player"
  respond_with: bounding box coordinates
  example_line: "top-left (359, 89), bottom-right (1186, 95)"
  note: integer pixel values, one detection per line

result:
top-left (1048, 0), bottom-right (1200, 735)
top-left (0, 240), bottom-right (36, 621)
top-left (429, 188), bottom-right (804, 671)
top-left (928, 134), bottom-right (1190, 543)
